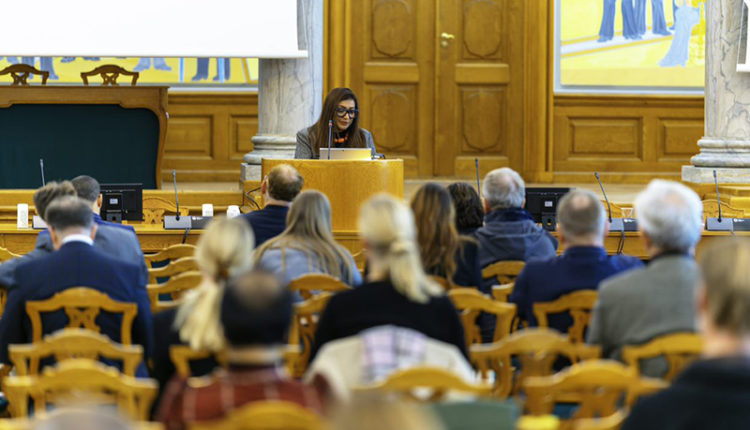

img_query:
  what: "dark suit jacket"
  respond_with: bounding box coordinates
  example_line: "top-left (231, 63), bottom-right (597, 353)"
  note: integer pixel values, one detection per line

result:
top-left (241, 205), bottom-right (289, 247)
top-left (511, 246), bottom-right (643, 332)
top-left (0, 241), bottom-right (153, 375)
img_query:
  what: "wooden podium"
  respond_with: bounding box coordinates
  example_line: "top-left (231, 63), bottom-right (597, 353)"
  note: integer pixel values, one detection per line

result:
top-left (260, 159), bottom-right (404, 231)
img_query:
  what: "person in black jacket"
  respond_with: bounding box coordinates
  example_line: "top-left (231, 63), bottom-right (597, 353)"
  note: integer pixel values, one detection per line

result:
top-left (310, 193), bottom-right (468, 363)
top-left (623, 238), bottom-right (750, 430)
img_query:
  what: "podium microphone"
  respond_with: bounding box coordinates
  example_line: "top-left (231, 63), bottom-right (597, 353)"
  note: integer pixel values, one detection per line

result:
top-left (707, 170), bottom-right (735, 231)
top-left (594, 172), bottom-right (637, 232)
top-left (327, 120), bottom-right (333, 160)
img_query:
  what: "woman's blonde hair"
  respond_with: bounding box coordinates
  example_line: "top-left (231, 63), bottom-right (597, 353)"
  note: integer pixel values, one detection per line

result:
top-left (359, 193), bottom-right (442, 303)
top-left (175, 216), bottom-right (255, 351)
top-left (699, 238), bottom-right (750, 336)
top-left (411, 183), bottom-right (460, 279)
top-left (253, 190), bottom-right (356, 284)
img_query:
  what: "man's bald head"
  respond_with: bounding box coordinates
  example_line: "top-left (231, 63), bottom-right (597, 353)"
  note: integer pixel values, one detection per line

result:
top-left (266, 164), bottom-right (304, 203)
top-left (557, 189), bottom-right (606, 243)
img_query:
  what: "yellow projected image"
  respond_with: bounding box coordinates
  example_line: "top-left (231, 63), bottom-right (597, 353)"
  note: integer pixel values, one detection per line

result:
top-left (0, 57), bottom-right (259, 86)
top-left (560, 0), bottom-right (705, 88)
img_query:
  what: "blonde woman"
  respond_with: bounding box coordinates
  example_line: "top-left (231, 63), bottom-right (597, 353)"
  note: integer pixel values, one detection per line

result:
top-left (309, 193), bottom-right (467, 362)
top-left (253, 190), bottom-right (361, 293)
top-left (151, 217), bottom-right (255, 400)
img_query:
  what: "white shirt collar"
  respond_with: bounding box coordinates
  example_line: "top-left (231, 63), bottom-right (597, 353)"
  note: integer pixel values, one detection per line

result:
top-left (61, 234), bottom-right (94, 246)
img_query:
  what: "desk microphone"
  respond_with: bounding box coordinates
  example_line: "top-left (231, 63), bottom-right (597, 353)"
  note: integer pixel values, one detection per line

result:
top-left (594, 172), bottom-right (637, 232)
top-left (327, 120), bottom-right (333, 160)
top-left (475, 158), bottom-right (481, 197)
top-left (32, 159), bottom-right (48, 229)
top-left (39, 159), bottom-right (45, 186)
top-left (707, 170), bottom-right (738, 231)
top-left (164, 170), bottom-right (192, 230)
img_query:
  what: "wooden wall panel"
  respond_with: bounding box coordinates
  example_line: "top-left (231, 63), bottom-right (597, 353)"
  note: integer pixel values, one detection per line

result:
top-left (164, 92), bottom-right (257, 183)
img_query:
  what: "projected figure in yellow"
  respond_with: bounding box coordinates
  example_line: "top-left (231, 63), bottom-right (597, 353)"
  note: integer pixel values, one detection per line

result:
top-left (660, 1), bottom-right (703, 67)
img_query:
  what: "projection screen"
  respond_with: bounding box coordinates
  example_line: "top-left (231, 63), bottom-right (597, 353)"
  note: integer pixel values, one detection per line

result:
top-left (0, 0), bottom-right (305, 58)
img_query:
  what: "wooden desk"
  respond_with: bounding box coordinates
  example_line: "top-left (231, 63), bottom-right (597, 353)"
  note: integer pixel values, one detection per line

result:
top-left (261, 159), bottom-right (404, 231)
top-left (0, 85), bottom-right (168, 188)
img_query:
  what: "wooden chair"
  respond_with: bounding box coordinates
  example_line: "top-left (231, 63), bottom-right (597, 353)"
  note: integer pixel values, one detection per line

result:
top-left (287, 293), bottom-right (333, 378)
top-left (0, 417), bottom-right (164, 430)
top-left (356, 366), bottom-right (492, 402)
top-left (9, 328), bottom-right (144, 377)
top-left (492, 283), bottom-right (514, 302)
top-left (287, 274), bottom-right (351, 300)
top-left (0, 246), bottom-right (21, 262)
top-left (81, 65), bottom-right (139, 86)
top-left (482, 260), bottom-right (525, 285)
top-left (621, 332), bottom-right (703, 381)
top-left (3, 359), bottom-right (157, 420)
top-left (0, 64), bottom-right (49, 86)
top-left (523, 360), bottom-right (667, 428)
top-left (25, 287), bottom-right (137, 344)
top-left (702, 199), bottom-right (746, 221)
top-left (532, 290), bottom-right (599, 343)
top-left (188, 400), bottom-right (325, 430)
top-left (142, 197), bottom-right (189, 225)
top-left (148, 256), bottom-right (199, 284)
top-left (471, 328), bottom-right (601, 398)
top-left (144, 244), bottom-right (197, 267)
top-left (448, 288), bottom-right (516, 348)
top-left (146, 271), bottom-right (203, 313)
top-left (170, 345), bottom-right (227, 378)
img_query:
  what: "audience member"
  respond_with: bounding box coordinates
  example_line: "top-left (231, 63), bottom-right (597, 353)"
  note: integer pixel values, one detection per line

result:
top-left (447, 182), bottom-right (484, 236)
top-left (623, 238), bottom-right (750, 430)
top-left (411, 183), bottom-right (481, 289)
top-left (70, 175), bottom-right (136, 233)
top-left (253, 190), bottom-right (361, 293)
top-left (309, 193), bottom-right (467, 363)
top-left (587, 180), bottom-right (702, 377)
top-left (241, 164), bottom-right (303, 247)
top-left (151, 217), bottom-right (254, 399)
top-left (0, 196), bottom-right (153, 375)
top-left (158, 269), bottom-right (323, 429)
top-left (474, 168), bottom-right (557, 270)
top-left (511, 190), bottom-right (642, 332)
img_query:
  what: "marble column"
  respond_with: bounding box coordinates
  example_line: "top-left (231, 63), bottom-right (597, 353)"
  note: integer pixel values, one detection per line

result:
top-left (682, 0), bottom-right (750, 183)
top-left (241, 0), bottom-right (323, 182)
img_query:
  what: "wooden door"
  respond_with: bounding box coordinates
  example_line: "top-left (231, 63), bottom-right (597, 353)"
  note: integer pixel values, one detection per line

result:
top-left (435, 0), bottom-right (525, 177)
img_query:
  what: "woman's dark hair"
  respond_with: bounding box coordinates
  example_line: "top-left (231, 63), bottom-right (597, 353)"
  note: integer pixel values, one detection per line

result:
top-left (411, 183), bottom-right (459, 280)
top-left (310, 87), bottom-right (367, 157)
top-left (447, 182), bottom-right (484, 231)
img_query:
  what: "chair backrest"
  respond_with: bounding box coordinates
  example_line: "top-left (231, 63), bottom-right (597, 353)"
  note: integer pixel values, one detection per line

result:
top-left (25, 287), bottom-right (138, 345)
top-left (9, 328), bottom-right (143, 377)
top-left (81, 65), bottom-right (139, 86)
top-left (532, 290), bottom-right (599, 343)
top-left (169, 345), bottom-right (227, 378)
top-left (146, 271), bottom-right (203, 313)
top-left (287, 274), bottom-right (351, 300)
top-left (572, 411), bottom-right (626, 430)
top-left (0, 288), bottom-right (7, 319)
top-left (188, 400), bottom-right (325, 430)
top-left (491, 283), bottom-right (514, 302)
top-left (0, 246), bottom-right (21, 262)
top-left (523, 360), bottom-right (667, 420)
top-left (482, 260), bottom-right (525, 285)
top-left (621, 332), bottom-right (703, 381)
top-left (287, 293), bottom-right (333, 378)
top-left (0, 64), bottom-right (49, 86)
top-left (144, 244), bottom-right (197, 266)
top-left (3, 359), bottom-right (157, 420)
top-left (142, 197), bottom-right (190, 225)
top-left (448, 288), bottom-right (516, 347)
top-left (357, 366), bottom-right (492, 402)
top-left (471, 328), bottom-right (600, 398)
top-left (148, 256), bottom-right (199, 284)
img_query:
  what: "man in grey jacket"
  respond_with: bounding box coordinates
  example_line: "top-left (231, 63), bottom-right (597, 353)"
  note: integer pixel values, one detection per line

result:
top-left (586, 179), bottom-right (702, 377)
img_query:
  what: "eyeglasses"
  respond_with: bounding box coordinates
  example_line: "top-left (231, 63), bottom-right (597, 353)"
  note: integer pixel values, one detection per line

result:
top-left (335, 107), bottom-right (359, 118)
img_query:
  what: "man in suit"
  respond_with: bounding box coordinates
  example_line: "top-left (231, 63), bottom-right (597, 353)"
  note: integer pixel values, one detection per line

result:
top-left (0, 180), bottom-right (148, 289)
top-left (587, 180), bottom-right (702, 377)
top-left (241, 164), bottom-right (303, 247)
top-left (635, 0), bottom-right (671, 37)
top-left (599, 0), bottom-right (641, 42)
top-left (510, 190), bottom-right (642, 333)
top-left (0, 196), bottom-right (153, 375)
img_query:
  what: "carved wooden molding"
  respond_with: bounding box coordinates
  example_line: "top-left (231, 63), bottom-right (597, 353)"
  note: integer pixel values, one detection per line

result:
top-left (81, 64), bottom-right (139, 86)
top-left (0, 64), bottom-right (49, 86)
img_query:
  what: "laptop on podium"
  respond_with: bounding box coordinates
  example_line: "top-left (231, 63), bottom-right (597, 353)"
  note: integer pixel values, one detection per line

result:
top-left (319, 148), bottom-right (372, 161)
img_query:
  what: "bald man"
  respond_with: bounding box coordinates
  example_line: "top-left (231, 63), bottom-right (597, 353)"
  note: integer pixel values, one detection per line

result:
top-left (240, 164), bottom-right (304, 247)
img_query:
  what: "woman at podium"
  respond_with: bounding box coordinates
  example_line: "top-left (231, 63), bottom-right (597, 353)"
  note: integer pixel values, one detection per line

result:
top-left (295, 87), bottom-right (377, 159)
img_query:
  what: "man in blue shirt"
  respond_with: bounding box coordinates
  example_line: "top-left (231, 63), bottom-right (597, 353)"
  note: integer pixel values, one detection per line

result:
top-left (241, 164), bottom-right (303, 247)
top-left (510, 189), bottom-right (643, 334)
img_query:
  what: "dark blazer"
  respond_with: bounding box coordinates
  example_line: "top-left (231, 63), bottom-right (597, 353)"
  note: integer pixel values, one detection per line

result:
top-left (295, 126), bottom-right (377, 159)
top-left (240, 205), bottom-right (289, 247)
top-left (0, 241), bottom-right (153, 375)
top-left (425, 238), bottom-right (482, 291)
top-left (623, 357), bottom-right (750, 430)
top-left (511, 246), bottom-right (643, 332)
top-left (310, 280), bottom-right (468, 363)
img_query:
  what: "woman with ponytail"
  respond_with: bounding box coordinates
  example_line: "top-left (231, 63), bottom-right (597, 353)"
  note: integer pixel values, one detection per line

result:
top-left (308, 194), bottom-right (467, 362)
top-left (151, 217), bottom-right (255, 404)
